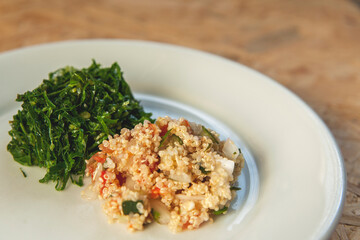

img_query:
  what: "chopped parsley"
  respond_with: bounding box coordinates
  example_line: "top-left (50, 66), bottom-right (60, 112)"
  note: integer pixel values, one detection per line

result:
top-left (199, 165), bottom-right (210, 174)
top-left (122, 200), bottom-right (143, 215)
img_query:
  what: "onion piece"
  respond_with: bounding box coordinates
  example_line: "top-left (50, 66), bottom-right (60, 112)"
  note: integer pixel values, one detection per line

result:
top-left (92, 163), bottom-right (103, 181)
top-left (150, 199), bottom-right (171, 224)
top-left (189, 121), bottom-right (202, 135)
top-left (169, 172), bottom-right (191, 183)
top-left (216, 157), bottom-right (235, 175)
top-left (175, 194), bottom-right (204, 201)
top-left (125, 176), bottom-right (136, 190)
top-left (114, 215), bottom-right (128, 223)
top-left (222, 138), bottom-right (240, 160)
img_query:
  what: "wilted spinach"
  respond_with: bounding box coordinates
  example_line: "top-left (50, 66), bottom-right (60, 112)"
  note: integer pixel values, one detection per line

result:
top-left (7, 60), bottom-right (153, 190)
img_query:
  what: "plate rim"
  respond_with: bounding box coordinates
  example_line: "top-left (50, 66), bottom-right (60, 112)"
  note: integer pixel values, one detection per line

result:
top-left (0, 39), bottom-right (346, 239)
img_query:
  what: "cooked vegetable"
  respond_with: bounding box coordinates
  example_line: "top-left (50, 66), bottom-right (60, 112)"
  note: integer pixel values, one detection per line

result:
top-left (151, 208), bottom-right (161, 222)
top-left (150, 199), bottom-right (171, 224)
top-left (122, 200), bottom-right (143, 215)
top-left (222, 138), bottom-right (240, 160)
top-left (170, 134), bottom-right (183, 145)
top-left (159, 129), bottom-right (172, 148)
top-left (230, 186), bottom-right (241, 191)
top-left (169, 172), bottom-right (192, 183)
top-left (7, 61), bottom-right (153, 190)
top-left (212, 206), bottom-right (228, 215)
top-left (159, 128), bottom-right (183, 148)
top-left (201, 126), bottom-right (219, 144)
top-left (199, 165), bottom-right (210, 174)
top-left (216, 157), bottom-right (235, 175)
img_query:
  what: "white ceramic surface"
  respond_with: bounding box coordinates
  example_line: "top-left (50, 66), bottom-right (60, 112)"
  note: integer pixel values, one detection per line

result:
top-left (0, 40), bottom-right (345, 240)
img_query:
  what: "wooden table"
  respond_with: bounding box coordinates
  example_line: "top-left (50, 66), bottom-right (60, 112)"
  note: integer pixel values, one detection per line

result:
top-left (1, 0), bottom-right (359, 239)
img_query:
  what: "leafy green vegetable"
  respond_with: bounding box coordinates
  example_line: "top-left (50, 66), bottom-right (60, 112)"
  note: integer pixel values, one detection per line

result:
top-left (122, 200), bottom-right (143, 215)
top-left (201, 126), bottom-right (219, 144)
top-left (159, 129), bottom-right (173, 148)
top-left (199, 165), bottom-right (210, 174)
top-left (151, 208), bottom-right (161, 223)
top-left (212, 206), bottom-right (228, 215)
top-left (170, 134), bottom-right (183, 145)
top-left (159, 129), bottom-right (183, 148)
top-left (7, 60), bottom-right (153, 190)
top-left (205, 143), bottom-right (212, 151)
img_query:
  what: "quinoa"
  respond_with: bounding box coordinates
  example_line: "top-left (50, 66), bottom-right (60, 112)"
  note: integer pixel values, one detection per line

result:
top-left (82, 116), bottom-right (244, 232)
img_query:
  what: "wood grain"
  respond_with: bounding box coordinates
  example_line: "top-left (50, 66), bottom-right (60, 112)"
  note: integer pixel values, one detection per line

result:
top-left (1, 0), bottom-right (359, 239)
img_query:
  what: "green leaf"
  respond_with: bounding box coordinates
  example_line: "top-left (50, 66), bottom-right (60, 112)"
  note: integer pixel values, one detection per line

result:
top-left (212, 206), bottom-right (228, 215)
top-left (199, 165), bottom-right (210, 174)
top-left (159, 129), bottom-right (173, 148)
top-left (159, 129), bottom-right (183, 148)
top-left (201, 126), bottom-right (219, 144)
top-left (230, 186), bottom-right (241, 191)
top-left (122, 200), bottom-right (143, 215)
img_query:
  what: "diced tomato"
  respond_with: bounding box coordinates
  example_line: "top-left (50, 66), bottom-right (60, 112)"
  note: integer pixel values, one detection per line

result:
top-left (182, 119), bottom-right (190, 128)
top-left (150, 186), bottom-right (161, 199)
top-left (99, 171), bottom-right (107, 184)
top-left (182, 220), bottom-right (191, 230)
top-left (149, 161), bottom-right (159, 172)
top-left (182, 119), bottom-right (192, 133)
top-left (93, 154), bottom-right (106, 164)
top-left (88, 166), bottom-right (95, 176)
top-left (116, 172), bottom-right (126, 186)
top-left (159, 124), bottom-right (168, 137)
top-left (143, 159), bottom-right (159, 172)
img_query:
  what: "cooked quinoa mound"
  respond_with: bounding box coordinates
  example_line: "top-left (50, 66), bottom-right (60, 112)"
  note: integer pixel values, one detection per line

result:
top-left (83, 116), bottom-right (244, 232)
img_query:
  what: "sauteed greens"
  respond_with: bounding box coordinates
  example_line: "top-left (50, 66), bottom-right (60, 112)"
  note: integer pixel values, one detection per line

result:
top-left (7, 61), bottom-right (153, 190)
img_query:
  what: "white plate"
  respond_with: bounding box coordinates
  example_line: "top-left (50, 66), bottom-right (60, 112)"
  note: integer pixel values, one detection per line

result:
top-left (0, 40), bottom-right (345, 240)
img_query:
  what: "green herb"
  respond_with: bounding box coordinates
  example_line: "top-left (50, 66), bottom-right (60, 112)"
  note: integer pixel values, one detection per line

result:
top-left (151, 208), bottom-right (160, 223)
top-left (199, 165), bottom-right (210, 174)
top-left (212, 206), bottom-right (228, 215)
top-left (159, 129), bottom-right (172, 148)
top-left (20, 168), bottom-right (27, 178)
top-left (7, 61), bottom-right (153, 190)
top-left (122, 200), bottom-right (143, 215)
top-left (170, 134), bottom-right (183, 145)
top-left (159, 129), bottom-right (183, 148)
top-left (201, 126), bottom-right (219, 144)
top-left (205, 143), bottom-right (212, 151)
top-left (230, 186), bottom-right (241, 191)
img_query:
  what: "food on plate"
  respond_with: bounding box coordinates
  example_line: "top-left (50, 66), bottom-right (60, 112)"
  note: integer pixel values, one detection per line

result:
top-left (7, 61), bottom-right (153, 190)
top-left (83, 116), bottom-right (244, 232)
